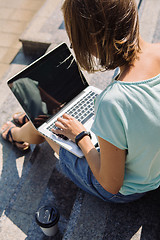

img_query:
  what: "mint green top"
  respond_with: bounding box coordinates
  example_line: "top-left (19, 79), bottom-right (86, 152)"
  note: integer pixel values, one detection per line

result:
top-left (91, 74), bottom-right (160, 195)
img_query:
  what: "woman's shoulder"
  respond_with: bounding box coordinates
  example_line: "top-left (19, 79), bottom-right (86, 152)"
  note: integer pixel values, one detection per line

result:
top-left (95, 81), bottom-right (127, 109)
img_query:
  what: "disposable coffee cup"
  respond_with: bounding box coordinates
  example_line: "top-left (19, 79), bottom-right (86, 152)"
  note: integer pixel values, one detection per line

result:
top-left (35, 206), bottom-right (60, 236)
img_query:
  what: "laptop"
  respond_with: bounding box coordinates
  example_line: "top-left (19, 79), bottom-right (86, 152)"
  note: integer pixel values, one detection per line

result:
top-left (7, 43), bottom-right (102, 157)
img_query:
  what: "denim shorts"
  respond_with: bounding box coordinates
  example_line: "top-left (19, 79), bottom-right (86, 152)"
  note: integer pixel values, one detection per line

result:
top-left (59, 147), bottom-right (145, 203)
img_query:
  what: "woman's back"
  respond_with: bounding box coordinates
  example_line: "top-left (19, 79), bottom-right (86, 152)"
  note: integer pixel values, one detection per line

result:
top-left (91, 39), bottom-right (160, 196)
top-left (92, 72), bottom-right (160, 195)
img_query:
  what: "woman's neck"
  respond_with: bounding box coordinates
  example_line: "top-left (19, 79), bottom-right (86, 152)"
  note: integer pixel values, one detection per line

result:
top-left (118, 38), bottom-right (160, 82)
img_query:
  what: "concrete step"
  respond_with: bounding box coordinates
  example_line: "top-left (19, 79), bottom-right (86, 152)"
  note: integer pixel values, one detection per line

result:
top-left (19, 0), bottom-right (69, 56)
top-left (139, 0), bottom-right (160, 43)
top-left (63, 188), bottom-right (160, 240)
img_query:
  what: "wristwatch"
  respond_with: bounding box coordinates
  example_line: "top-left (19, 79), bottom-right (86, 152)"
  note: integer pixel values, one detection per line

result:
top-left (75, 131), bottom-right (91, 146)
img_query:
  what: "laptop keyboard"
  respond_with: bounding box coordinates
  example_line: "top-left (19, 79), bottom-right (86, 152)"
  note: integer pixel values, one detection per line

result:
top-left (47, 90), bottom-right (98, 136)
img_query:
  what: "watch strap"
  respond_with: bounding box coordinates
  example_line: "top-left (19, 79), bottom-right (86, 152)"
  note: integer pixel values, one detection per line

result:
top-left (75, 131), bottom-right (91, 146)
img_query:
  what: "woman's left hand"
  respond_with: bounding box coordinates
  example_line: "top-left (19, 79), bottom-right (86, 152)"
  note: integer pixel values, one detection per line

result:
top-left (51, 113), bottom-right (87, 142)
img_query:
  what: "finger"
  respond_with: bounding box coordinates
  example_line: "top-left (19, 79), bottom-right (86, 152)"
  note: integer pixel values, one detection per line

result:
top-left (56, 116), bottom-right (69, 126)
top-left (51, 127), bottom-right (67, 139)
top-left (54, 121), bottom-right (66, 130)
top-left (62, 113), bottom-right (74, 119)
top-left (51, 127), bottom-right (62, 134)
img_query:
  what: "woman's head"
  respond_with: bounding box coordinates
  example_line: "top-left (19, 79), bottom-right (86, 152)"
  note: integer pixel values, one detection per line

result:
top-left (62, 0), bottom-right (140, 72)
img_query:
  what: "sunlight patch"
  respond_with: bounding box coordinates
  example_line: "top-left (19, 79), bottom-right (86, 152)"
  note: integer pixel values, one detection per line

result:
top-left (16, 157), bottom-right (25, 178)
top-left (0, 210), bottom-right (27, 239)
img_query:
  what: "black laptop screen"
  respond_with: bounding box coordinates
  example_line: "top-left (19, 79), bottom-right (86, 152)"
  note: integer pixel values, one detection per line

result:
top-left (8, 43), bottom-right (88, 127)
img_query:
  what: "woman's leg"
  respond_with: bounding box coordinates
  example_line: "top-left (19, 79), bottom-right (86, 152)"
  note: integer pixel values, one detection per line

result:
top-left (11, 121), bottom-right (60, 155)
top-left (11, 121), bottom-right (44, 144)
top-left (45, 138), bottom-right (60, 156)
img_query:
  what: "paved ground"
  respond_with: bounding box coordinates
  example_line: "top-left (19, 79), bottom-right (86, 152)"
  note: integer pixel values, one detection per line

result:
top-left (0, 0), bottom-right (46, 81)
top-left (0, 0), bottom-right (160, 239)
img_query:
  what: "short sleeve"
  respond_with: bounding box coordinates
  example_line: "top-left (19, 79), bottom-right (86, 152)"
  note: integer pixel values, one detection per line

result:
top-left (91, 94), bottom-right (128, 150)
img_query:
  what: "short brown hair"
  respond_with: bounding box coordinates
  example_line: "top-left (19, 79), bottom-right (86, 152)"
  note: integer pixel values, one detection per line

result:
top-left (62, 0), bottom-right (140, 72)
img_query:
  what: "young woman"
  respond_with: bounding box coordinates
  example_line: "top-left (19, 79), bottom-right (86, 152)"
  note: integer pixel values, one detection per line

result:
top-left (1, 0), bottom-right (160, 203)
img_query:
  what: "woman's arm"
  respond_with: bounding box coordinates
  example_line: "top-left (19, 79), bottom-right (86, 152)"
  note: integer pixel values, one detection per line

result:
top-left (78, 135), bottom-right (126, 194)
top-left (52, 113), bottom-right (126, 194)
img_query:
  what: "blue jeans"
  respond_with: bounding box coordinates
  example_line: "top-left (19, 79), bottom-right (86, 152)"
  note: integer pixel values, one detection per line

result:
top-left (59, 147), bottom-right (145, 203)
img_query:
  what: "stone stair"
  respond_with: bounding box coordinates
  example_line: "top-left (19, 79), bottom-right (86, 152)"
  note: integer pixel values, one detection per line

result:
top-left (19, 0), bottom-right (69, 56)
